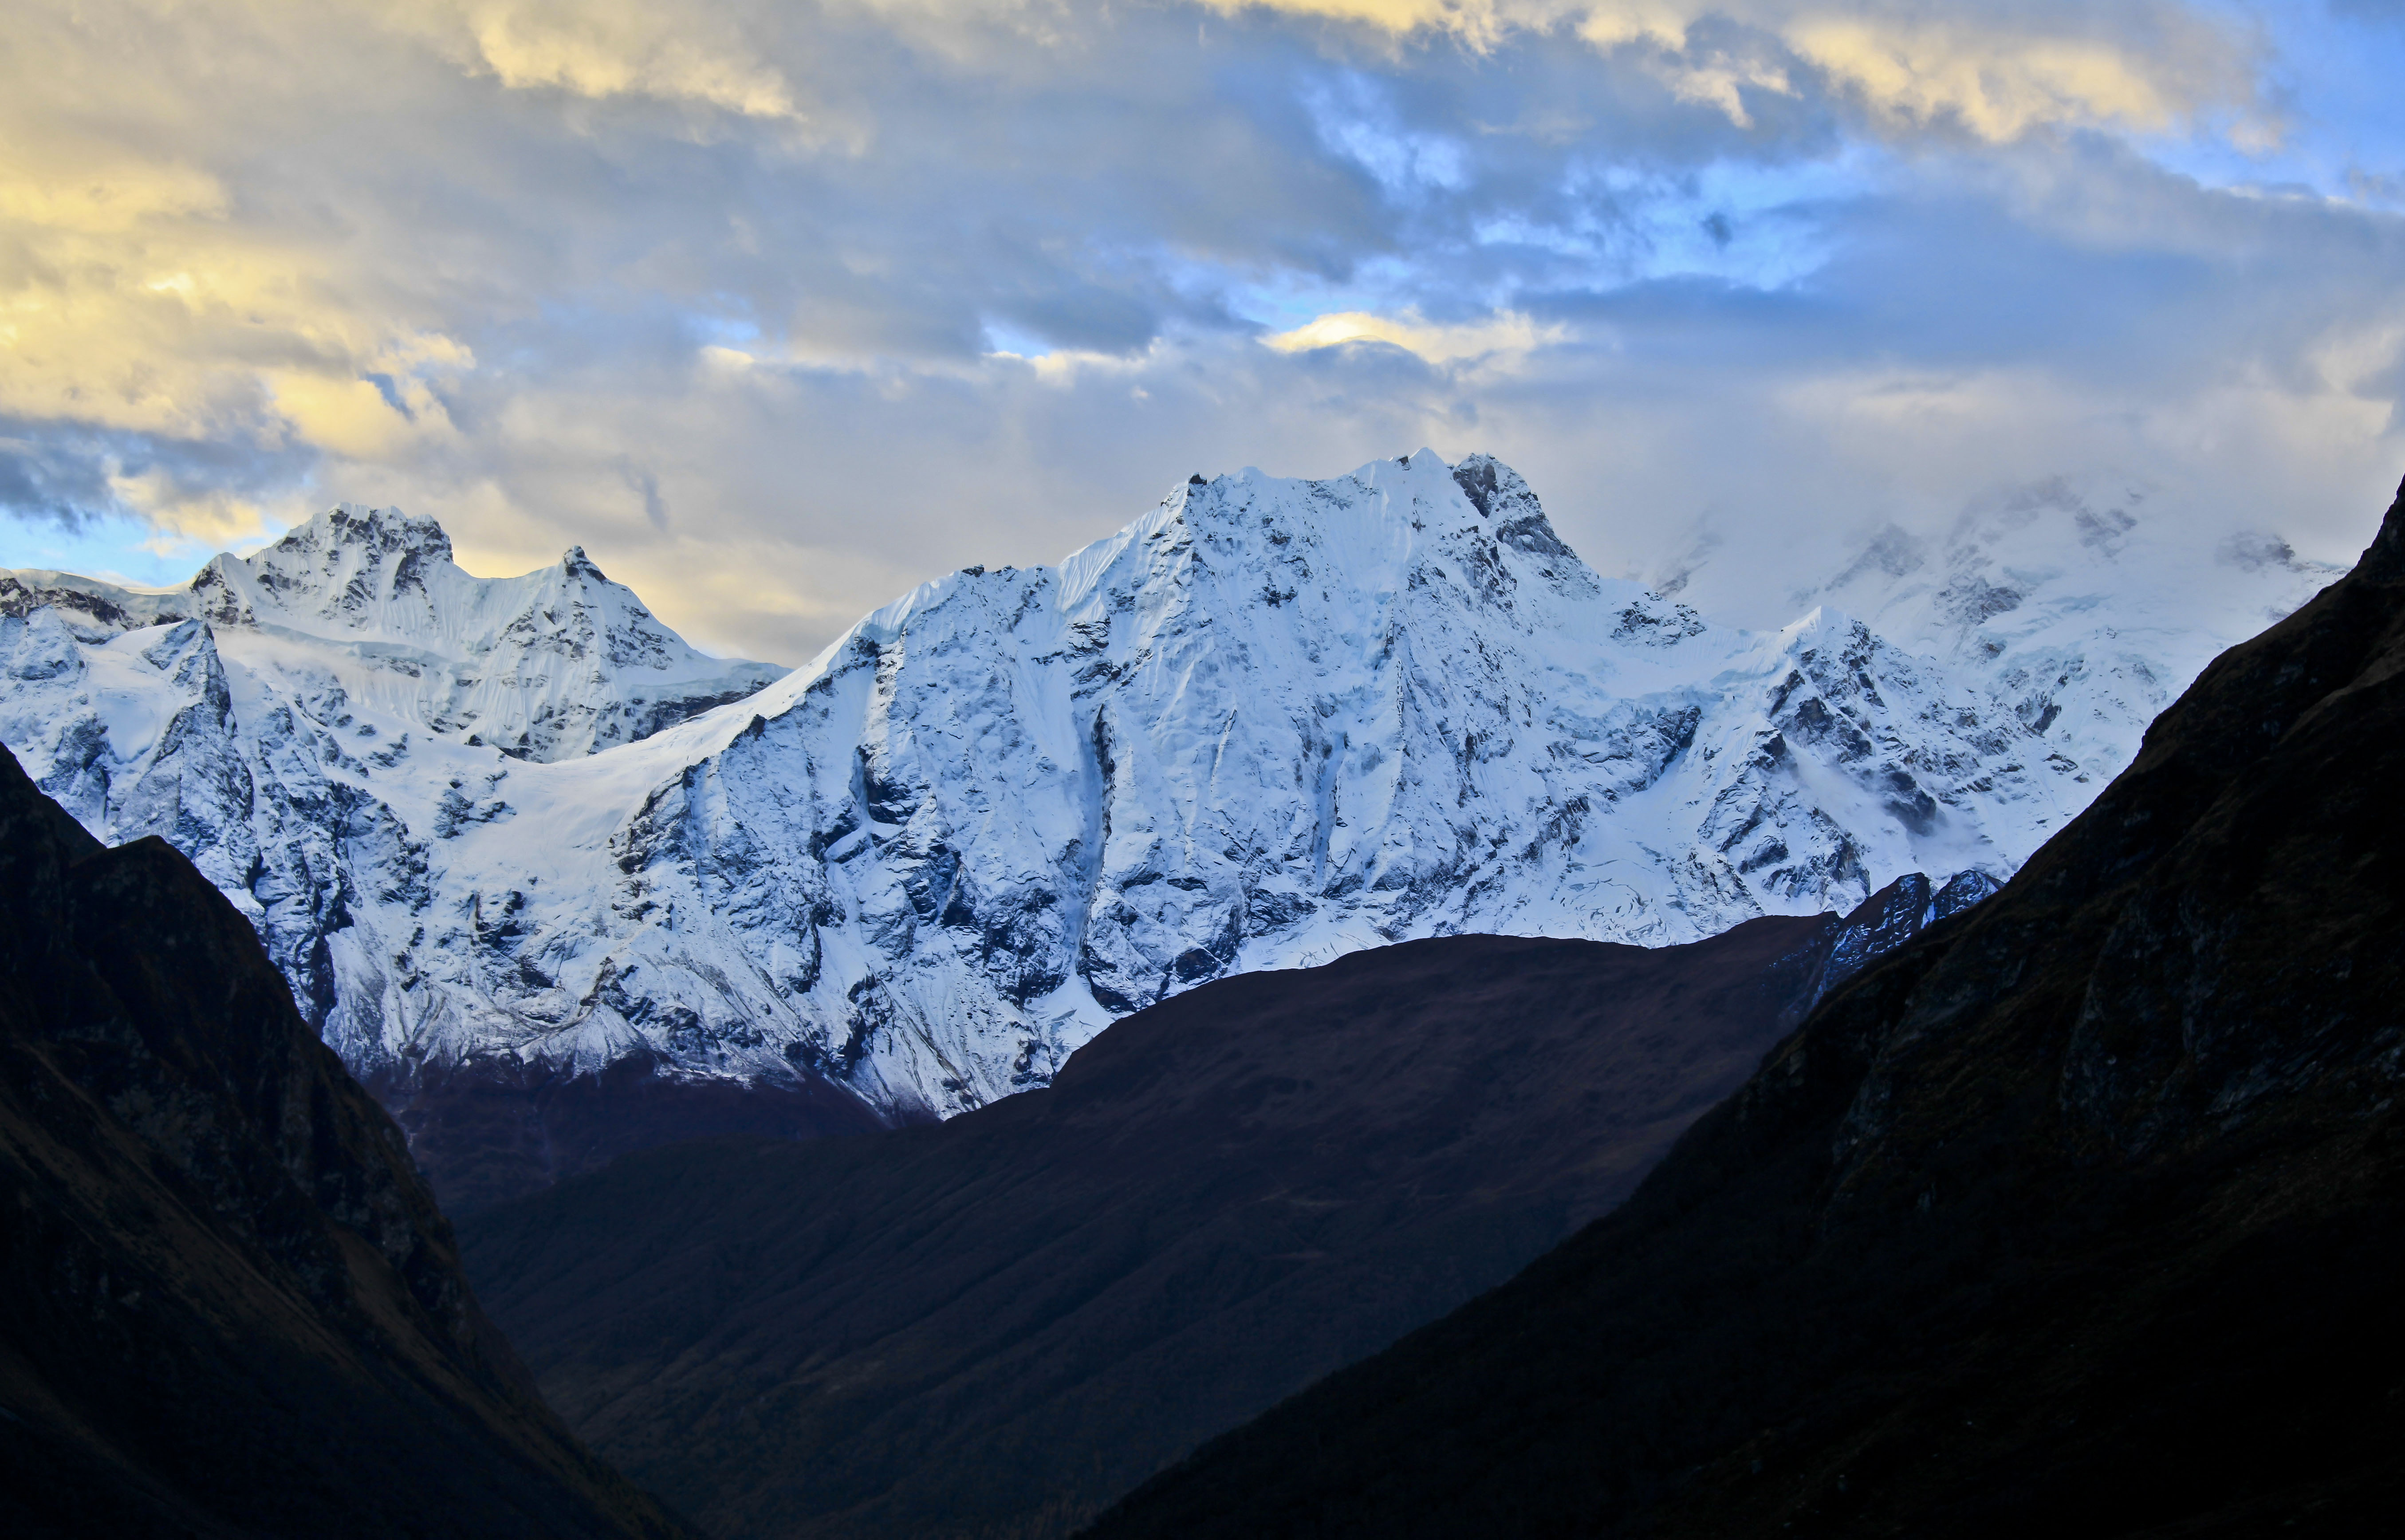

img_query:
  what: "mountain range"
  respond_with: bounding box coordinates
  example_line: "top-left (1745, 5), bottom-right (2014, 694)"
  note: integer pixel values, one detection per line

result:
top-left (0, 454), bottom-right (2387, 1540)
top-left (0, 454), bottom-right (2341, 1204)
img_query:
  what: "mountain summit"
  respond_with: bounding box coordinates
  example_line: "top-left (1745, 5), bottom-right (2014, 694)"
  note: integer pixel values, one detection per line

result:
top-left (9, 502), bottom-right (784, 765)
top-left (0, 456), bottom-right (2346, 1203)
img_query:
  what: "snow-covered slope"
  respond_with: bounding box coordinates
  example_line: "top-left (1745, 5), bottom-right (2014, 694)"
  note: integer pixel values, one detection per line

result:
top-left (1667, 475), bottom-right (2347, 801)
top-left (0, 456), bottom-right (2343, 1124)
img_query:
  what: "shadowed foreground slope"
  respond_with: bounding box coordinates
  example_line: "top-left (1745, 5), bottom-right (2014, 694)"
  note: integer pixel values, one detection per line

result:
top-left (0, 745), bottom-right (693, 1540)
top-left (1083, 481), bottom-right (2405, 1539)
top-left (372, 1048), bottom-right (901, 1217)
top-left (458, 885), bottom-right (1972, 1540)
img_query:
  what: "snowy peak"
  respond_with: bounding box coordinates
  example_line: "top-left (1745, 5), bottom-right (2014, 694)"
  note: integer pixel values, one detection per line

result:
top-left (0, 568), bottom-right (189, 642)
top-left (1069, 451), bottom-right (1606, 643)
top-left (12, 504), bottom-right (788, 765)
top-left (1452, 452), bottom-right (1577, 561)
top-left (193, 502), bottom-right (455, 633)
top-left (546, 453), bottom-right (2080, 1119)
top-left (1783, 473), bottom-right (2346, 788)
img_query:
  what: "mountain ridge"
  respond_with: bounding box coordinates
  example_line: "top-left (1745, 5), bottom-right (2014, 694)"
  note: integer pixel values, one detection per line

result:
top-left (0, 453), bottom-right (2345, 1204)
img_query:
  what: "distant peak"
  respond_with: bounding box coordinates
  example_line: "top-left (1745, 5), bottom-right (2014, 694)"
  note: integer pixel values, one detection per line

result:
top-left (562, 545), bottom-right (607, 581)
top-left (278, 503), bottom-right (455, 563)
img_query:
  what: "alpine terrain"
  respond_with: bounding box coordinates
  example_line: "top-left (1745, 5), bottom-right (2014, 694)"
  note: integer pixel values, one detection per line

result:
top-left (0, 453), bottom-right (2342, 1202)
top-left (1082, 473), bottom-right (2405, 1538)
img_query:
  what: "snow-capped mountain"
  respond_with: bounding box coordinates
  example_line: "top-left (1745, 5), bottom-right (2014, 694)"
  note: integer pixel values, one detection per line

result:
top-left (1659, 474), bottom-right (2348, 803)
top-left (3, 504), bottom-right (783, 764)
top-left (0, 505), bottom-right (782, 1029)
top-left (0, 455), bottom-right (2343, 1126)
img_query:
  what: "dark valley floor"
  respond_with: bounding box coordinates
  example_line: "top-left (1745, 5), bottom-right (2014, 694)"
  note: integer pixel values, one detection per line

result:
top-left (457, 879), bottom-right (1972, 1540)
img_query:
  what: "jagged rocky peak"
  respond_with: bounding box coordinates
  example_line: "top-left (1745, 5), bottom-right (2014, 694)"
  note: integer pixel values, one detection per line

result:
top-left (194, 502), bottom-right (457, 630)
top-left (1450, 452), bottom-right (1576, 559)
top-left (287, 500), bottom-right (457, 569)
top-left (1087, 449), bottom-right (1593, 630)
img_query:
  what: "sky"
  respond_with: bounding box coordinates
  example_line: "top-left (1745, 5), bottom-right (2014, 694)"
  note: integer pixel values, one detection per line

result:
top-left (4, 0), bottom-right (2403, 663)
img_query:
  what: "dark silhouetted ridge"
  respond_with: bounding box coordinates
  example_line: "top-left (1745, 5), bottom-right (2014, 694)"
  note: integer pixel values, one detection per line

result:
top-left (1082, 477), bottom-right (2405, 1539)
top-left (0, 744), bottom-right (695, 1540)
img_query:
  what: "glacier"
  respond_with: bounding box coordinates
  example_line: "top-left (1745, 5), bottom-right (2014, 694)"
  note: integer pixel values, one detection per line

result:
top-left (0, 453), bottom-right (2345, 1130)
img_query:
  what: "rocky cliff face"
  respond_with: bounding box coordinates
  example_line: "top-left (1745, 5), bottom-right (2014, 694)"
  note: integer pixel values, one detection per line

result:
top-left (1082, 474), bottom-right (2405, 1540)
top-left (0, 456), bottom-right (2342, 1161)
top-left (0, 743), bottom-right (695, 1539)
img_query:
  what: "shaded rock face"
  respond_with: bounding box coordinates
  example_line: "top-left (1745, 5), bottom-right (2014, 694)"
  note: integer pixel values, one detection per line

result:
top-left (1083, 476), bottom-right (2405, 1540)
top-left (456, 875), bottom-right (1972, 1540)
top-left (0, 743), bottom-right (693, 1540)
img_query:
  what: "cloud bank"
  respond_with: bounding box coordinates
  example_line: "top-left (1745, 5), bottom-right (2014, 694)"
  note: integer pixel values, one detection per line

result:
top-left (1, 0), bottom-right (2400, 658)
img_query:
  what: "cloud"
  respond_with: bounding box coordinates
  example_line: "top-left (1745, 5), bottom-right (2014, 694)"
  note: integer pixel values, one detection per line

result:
top-left (0, 415), bottom-right (309, 545)
top-left (1263, 308), bottom-right (1564, 362)
top-left (1782, 12), bottom-right (2236, 139)
top-left (434, 1), bottom-right (805, 118)
top-left (0, 0), bottom-right (2397, 664)
top-left (0, 429), bottom-right (120, 529)
top-left (1203, 0), bottom-right (2260, 141)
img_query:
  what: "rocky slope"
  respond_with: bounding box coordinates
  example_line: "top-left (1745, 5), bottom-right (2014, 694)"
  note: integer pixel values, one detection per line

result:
top-left (455, 874), bottom-right (1979, 1540)
top-left (0, 742), bottom-right (695, 1540)
top-left (0, 456), bottom-right (2341, 1204)
top-left (1081, 474), bottom-right (2405, 1539)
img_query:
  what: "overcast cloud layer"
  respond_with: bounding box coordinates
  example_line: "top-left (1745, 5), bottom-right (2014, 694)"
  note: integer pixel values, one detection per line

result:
top-left (4, 0), bottom-right (2402, 659)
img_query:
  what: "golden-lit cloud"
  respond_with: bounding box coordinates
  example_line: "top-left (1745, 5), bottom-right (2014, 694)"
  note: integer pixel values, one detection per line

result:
top-left (108, 468), bottom-right (283, 552)
top-left (1264, 309), bottom-right (1564, 364)
top-left (0, 156), bottom-right (471, 460)
top-left (1786, 15), bottom-right (2220, 139)
top-left (404, 0), bottom-right (806, 119)
top-left (0, 3), bottom-right (488, 476)
top-left (1203, 0), bottom-right (2255, 141)
top-left (0, 159), bottom-right (227, 235)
